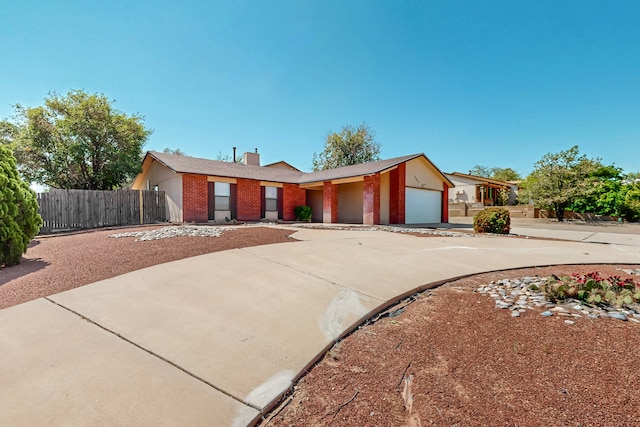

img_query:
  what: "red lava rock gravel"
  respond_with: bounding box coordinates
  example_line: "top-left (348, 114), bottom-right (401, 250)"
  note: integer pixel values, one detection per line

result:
top-left (0, 225), bottom-right (296, 310)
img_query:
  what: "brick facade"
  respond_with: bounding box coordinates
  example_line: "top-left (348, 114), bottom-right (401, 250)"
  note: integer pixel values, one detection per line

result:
top-left (389, 163), bottom-right (406, 224)
top-left (323, 181), bottom-right (338, 223)
top-left (182, 174), bottom-right (208, 222)
top-left (282, 183), bottom-right (306, 221)
top-left (363, 173), bottom-right (381, 225)
top-left (175, 157), bottom-right (445, 225)
top-left (236, 178), bottom-right (261, 221)
top-left (441, 181), bottom-right (449, 223)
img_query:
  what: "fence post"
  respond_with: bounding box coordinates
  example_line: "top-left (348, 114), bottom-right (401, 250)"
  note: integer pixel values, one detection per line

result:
top-left (139, 190), bottom-right (144, 225)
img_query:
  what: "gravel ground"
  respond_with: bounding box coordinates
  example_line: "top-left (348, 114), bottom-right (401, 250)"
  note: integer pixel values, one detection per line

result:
top-left (2, 225), bottom-right (639, 426)
top-left (0, 225), bottom-right (295, 309)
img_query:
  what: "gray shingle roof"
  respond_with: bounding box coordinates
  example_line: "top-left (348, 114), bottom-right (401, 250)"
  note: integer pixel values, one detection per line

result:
top-left (298, 154), bottom-right (422, 183)
top-left (148, 151), bottom-right (304, 183)
top-left (146, 151), bottom-right (452, 186)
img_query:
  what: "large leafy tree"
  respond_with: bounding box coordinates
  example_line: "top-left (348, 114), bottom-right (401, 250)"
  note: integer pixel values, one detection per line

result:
top-left (568, 164), bottom-right (623, 216)
top-left (625, 171), bottom-right (640, 182)
top-left (469, 165), bottom-right (521, 181)
top-left (567, 165), bottom-right (640, 221)
top-left (4, 90), bottom-right (151, 190)
top-left (492, 167), bottom-right (521, 182)
top-left (520, 146), bottom-right (599, 221)
top-left (312, 123), bottom-right (381, 171)
top-left (0, 144), bottom-right (42, 267)
top-left (0, 121), bottom-right (19, 146)
top-left (618, 183), bottom-right (640, 221)
top-left (163, 147), bottom-right (185, 156)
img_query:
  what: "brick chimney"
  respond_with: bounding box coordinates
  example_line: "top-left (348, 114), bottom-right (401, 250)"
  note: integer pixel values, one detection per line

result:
top-left (243, 148), bottom-right (260, 166)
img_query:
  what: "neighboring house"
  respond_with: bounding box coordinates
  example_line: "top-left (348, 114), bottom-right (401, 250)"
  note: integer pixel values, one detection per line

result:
top-left (132, 150), bottom-right (454, 225)
top-left (445, 172), bottom-right (519, 206)
top-left (262, 160), bottom-right (301, 172)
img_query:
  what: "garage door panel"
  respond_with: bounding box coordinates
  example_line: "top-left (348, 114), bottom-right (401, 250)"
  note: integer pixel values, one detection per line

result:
top-left (405, 188), bottom-right (441, 224)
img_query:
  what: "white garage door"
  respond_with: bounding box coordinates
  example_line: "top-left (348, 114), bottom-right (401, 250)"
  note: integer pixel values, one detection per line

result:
top-left (405, 188), bottom-right (441, 224)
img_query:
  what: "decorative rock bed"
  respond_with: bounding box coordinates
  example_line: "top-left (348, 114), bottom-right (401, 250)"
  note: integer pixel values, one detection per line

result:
top-left (476, 277), bottom-right (640, 324)
top-left (290, 224), bottom-right (477, 238)
top-left (109, 225), bottom-right (227, 241)
top-left (620, 268), bottom-right (640, 276)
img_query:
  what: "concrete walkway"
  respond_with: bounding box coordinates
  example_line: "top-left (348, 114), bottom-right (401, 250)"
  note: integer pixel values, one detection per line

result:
top-left (1, 226), bottom-right (639, 426)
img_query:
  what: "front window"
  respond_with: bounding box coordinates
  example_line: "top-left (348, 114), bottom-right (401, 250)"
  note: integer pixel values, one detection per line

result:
top-left (215, 182), bottom-right (230, 210)
top-left (265, 186), bottom-right (277, 211)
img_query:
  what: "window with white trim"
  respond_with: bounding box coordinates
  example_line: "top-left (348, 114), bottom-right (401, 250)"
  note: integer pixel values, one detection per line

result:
top-left (265, 186), bottom-right (278, 211)
top-left (214, 182), bottom-right (230, 210)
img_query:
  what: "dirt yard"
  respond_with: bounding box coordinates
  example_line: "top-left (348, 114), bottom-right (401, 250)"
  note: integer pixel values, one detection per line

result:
top-left (0, 225), bottom-right (295, 309)
top-left (2, 225), bottom-right (639, 426)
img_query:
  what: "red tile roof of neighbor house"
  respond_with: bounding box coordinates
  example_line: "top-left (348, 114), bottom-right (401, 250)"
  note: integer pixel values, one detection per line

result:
top-left (145, 151), bottom-right (453, 186)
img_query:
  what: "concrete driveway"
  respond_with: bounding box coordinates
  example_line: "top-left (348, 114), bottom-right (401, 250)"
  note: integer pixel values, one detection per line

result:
top-left (1, 225), bottom-right (639, 426)
top-left (449, 216), bottom-right (640, 246)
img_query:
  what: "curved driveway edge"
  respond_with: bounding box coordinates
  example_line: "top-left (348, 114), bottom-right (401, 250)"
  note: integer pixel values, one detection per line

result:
top-left (1, 227), bottom-right (639, 426)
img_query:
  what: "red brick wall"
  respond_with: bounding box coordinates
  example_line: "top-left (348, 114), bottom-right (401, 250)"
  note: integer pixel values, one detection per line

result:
top-left (236, 178), bottom-right (261, 221)
top-left (182, 174), bottom-right (208, 222)
top-left (441, 181), bottom-right (449, 223)
top-left (283, 184), bottom-right (306, 221)
top-left (323, 181), bottom-right (338, 223)
top-left (389, 163), bottom-right (406, 224)
top-left (363, 173), bottom-right (381, 225)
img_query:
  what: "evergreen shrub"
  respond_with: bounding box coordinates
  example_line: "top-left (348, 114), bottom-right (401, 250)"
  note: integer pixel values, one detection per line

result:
top-left (0, 145), bottom-right (42, 267)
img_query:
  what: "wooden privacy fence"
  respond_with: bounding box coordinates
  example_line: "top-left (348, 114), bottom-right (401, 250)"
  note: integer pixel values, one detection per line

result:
top-left (37, 189), bottom-right (166, 234)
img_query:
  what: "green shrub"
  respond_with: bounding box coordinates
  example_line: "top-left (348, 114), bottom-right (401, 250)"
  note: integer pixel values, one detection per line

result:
top-left (294, 205), bottom-right (312, 222)
top-left (0, 145), bottom-right (42, 267)
top-left (473, 207), bottom-right (510, 234)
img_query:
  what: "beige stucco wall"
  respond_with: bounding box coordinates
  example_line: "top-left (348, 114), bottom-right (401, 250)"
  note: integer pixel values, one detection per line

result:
top-left (447, 175), bottom-right (478, 203)
top-left (338, 181), bottom-right (363, 224)
top-left (380, 172), bottom-right (390, 224)
top-left (307, 189), bottom-right (324, 222)
top-left (446, 174), bottom-right (519, 205)
top-left (405, 158), bottom-right (443, 191)
top-left (140, 161), bottom-right (183, 222)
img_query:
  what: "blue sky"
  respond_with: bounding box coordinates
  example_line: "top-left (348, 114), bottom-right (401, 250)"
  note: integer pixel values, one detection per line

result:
top-left (2, 0), bottom-right (639, 176)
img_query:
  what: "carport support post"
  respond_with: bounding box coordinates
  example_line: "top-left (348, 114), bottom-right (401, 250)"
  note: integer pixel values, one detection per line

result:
top-left (363, 173), bottom-right (380, 225)
top-left (323, 181), bottom-right (338, 223)
top-left (441, 181), bottom-right (449, 223)
top-left (389, 163), bottom-right (406, 224)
